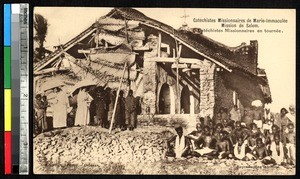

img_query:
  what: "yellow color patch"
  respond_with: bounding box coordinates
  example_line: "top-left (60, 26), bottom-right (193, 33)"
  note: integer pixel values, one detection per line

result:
top-left (5, 89), bottom-right (11, 131)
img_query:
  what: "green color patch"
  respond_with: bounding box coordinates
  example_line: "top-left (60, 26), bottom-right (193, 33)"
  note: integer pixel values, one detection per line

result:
top-left (4, 47), bottom-right (11, 88)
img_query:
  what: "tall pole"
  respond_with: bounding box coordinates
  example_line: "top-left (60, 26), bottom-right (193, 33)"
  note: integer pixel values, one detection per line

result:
top-left (109, 62), bottom-right (127, 134)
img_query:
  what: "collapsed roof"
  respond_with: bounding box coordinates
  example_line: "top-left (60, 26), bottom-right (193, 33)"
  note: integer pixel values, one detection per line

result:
top-left (34, 8), bottom-right (272, 104)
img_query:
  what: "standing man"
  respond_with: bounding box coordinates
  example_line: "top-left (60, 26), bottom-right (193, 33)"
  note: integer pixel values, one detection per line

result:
top-left (230, 105), bottom-right (241, 122)
top-left (75, 88), bottom-right (93, 126)
top-left (34, 94), bottom-right (44, 134)
top-left (242, 108), bottom-right (253, 128)
top-left (115, 90), bottom-right (125, 130)
top-left (125, 89), bottom-right (136, 131)
top-left (53, 88), bottom-right (69, 128)
top-left (95, 88), bottom-right (107, 127)
top-left (42, 95), bottom-right (49, 132)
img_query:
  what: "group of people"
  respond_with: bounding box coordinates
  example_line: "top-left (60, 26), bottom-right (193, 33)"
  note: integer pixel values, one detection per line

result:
top-left (89, 87), bottom-right (141, 131)
top-left (166, 105), bottom-right (296, 166)
top-left (34, 85), bottom-right (141, 135)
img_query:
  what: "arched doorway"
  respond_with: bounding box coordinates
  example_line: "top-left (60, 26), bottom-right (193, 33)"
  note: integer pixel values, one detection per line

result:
top-left (159, 83), bottom-right (171, 114)
top-left (180, 86), bottom-right (190, 114)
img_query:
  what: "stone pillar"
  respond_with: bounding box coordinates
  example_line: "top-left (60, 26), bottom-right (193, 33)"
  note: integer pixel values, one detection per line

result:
top-left (189, 87), bottom-right (195, 115)
top-left (143, 59), bottom-right (157, 114)
top-left (199, 60), bottom-right (215, 118)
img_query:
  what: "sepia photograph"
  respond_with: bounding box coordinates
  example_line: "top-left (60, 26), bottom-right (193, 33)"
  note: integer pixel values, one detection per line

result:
top-left (33, 7), bottom-right (295, 174)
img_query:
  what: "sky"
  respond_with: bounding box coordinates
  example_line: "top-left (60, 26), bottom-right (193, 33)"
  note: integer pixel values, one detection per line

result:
top-left (34, 7), bottom-right (296, 113)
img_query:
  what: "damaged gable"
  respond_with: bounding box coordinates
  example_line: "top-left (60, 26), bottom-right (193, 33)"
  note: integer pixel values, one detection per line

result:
top-left (34, 7), bottom-right (272, 106)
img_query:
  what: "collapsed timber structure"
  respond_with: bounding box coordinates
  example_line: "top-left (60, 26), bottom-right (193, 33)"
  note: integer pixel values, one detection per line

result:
top-left (34, 8), bottom-right (272, 125)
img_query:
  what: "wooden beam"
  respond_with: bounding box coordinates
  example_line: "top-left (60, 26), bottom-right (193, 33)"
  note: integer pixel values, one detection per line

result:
top-left (78, 49), bottom-right (91, 54)
top-left (171, 63), bottom-right (202, 69)
top-left (133, 46), bottom-right (150, 51)
top-left (109, 62), bottom-right (127, 134)
top-left (178, 44), bottom-right (182, 58)
top-left (140, 22), bottom-right (232, 72)
top-left (171, 64), bottom-right (188, 68)
top-left (35, 28), bottom-right (97, 72)
top-left (174, 48), bottom-right (179, 114)
top-left (146, 57), bottom-right (202, 64)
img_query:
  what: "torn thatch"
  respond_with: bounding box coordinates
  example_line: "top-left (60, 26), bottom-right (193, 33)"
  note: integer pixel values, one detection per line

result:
top-left (34, 7), bottom-right (271, 104)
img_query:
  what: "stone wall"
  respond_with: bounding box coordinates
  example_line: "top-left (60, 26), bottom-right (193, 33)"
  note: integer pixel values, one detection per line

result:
top-left (143, 60), bottom-right (158, 114)
top-left (214, 70), bottom-right (234, 115)
top-left (199, 60), bottom-right (215, 118)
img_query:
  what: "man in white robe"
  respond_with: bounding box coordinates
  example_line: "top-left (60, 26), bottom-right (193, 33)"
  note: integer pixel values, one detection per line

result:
top-left (52, 88), bottom-right (69, 128)
top-left (75, 88), bottom-right (93, 126)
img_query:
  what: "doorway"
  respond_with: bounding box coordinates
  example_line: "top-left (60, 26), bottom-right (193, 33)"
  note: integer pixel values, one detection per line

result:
top-left (180, 86), bottom-right (190, 114)
top-left (159, 83), bottom-right (171, 114)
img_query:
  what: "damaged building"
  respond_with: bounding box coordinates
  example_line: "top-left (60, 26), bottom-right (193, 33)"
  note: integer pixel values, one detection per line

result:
top-left (34, 8), bottom-right (272, 125)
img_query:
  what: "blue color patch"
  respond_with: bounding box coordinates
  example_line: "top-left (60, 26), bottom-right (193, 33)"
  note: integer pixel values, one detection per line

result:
top-left (4, 4), bottom-right (11, 46)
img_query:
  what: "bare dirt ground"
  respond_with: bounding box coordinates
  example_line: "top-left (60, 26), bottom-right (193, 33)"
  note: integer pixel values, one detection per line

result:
top-left (33, 125), bottom-right (295, 175)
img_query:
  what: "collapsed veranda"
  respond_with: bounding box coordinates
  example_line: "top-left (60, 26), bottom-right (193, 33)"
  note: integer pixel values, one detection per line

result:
top-left (33, 8), bottom-right (272, 126)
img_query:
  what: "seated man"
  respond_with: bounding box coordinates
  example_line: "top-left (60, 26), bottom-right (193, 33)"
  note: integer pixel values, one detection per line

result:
top-left (284, 123), bottom-right (295, 165)
top-left (193, 126), bottom-right (217, 157)
top-left (214, 131), bottom-right (233, 159)
top-left (265, 124), bottom-right (280, 149)
top-left (214, 112), bottom-right (222, 126)
top-left (233, 136), bottom-right (247, 160)
top-left (270, 134), bottom-right (285, 165)
top-left (229, 121), bottom-right (250, 145)
top-left (246, 138), bottom-right (275, 164)
top-left (213, 123), bottom-right (224, 143)
top-left (198, 118), bottom-right (205, 130)
top-left (187, 123), bottom-right (203, 155)
top-left (247, 123), bottom-right (265, 150)
top-left (166, 125), bottom-right (191, 158)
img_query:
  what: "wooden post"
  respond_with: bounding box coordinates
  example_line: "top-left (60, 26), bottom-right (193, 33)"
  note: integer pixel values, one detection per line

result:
top-left (109, 62), bottom-right (127, 134)
top-left (157, 32), bottom-right (161, 57)
top-left (124, 16), bottom-right (129, 44)
top-left (173, 48), bottom-right (179, 114)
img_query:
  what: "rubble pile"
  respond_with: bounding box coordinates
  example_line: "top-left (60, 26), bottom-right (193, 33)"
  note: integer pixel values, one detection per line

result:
top-left (34, 126), bottom-right (174, 174)
top-left (34, 126), bottom-right (295, 175)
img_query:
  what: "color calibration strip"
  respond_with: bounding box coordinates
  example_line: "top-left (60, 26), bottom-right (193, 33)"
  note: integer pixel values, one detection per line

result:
top-left (4, 3), bottom-right (12, 175)
top-left (4, 4), bottom-right (30, 175)
top-left (19, 4), bottom-right (30, 175)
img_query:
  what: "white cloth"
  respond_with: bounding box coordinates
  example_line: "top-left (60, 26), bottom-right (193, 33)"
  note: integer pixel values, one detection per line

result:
top-left (230, 108), bottom-right (241, 122)
top-left (175, 135), bottom-right (186, 158)
top-left (194, 147), bottom-right (214, 156)
top-left (75, 89), bottom-right (93, 126)
top-left (234, 143), bottom-right (246, 160)
top-left (270, 142), bottom-right (284, 164)
top-left (286, 143), bottom-right (295, 161)
top-left (253, 119), bottom-right (263, 129)
top-left (263, 123), bottom-right (272, 131)
top-left (61, 57), bottom-right (71, 68)
top-left (52, 90), bottom-right (69, 128)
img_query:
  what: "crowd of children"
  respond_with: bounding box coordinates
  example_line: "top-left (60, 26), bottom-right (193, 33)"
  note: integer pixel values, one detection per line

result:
top-left (166, 105), bottom-right (296, 166)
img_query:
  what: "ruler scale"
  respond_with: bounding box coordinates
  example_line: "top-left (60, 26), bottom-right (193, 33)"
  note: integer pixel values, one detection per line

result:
top-left (19, 4), bottom-right (30, 175)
